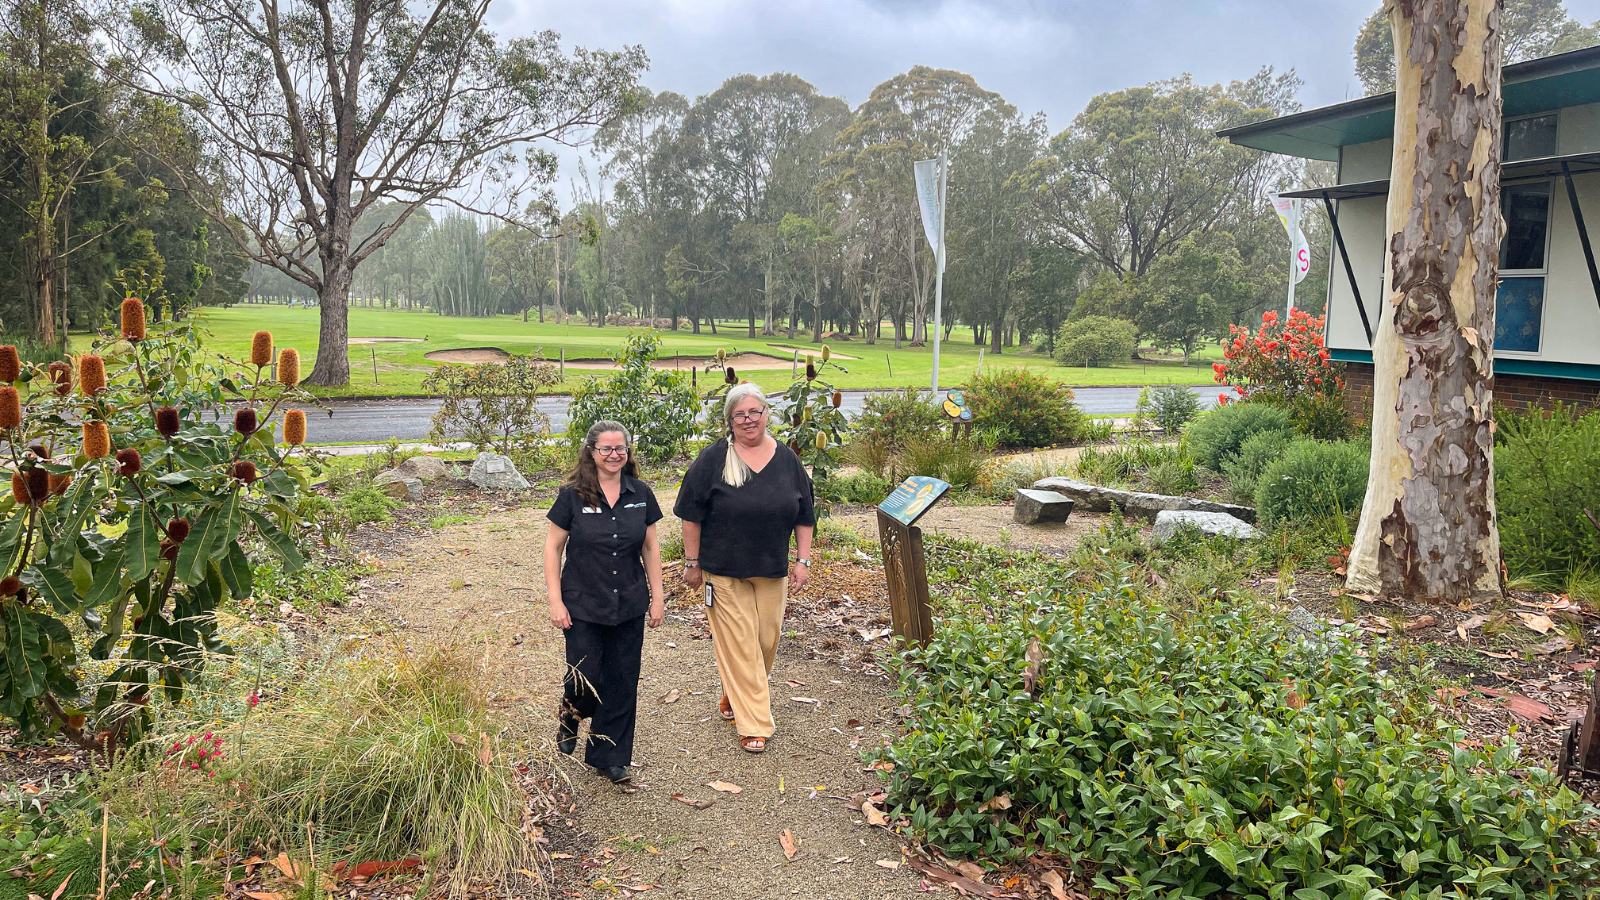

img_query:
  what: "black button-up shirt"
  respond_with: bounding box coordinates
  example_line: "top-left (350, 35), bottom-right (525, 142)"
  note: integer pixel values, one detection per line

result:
top-left (546, 476), bottom-right (663, 625)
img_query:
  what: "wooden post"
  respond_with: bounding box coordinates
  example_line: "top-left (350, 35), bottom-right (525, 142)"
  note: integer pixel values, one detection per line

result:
top-left (876, 510), bottom-right (935, 648)
top-left (559, 348), bottom-right (564, 381)
top-left (886, 354), bottom-right (892, 378)
top-left (371, 348), bottom-right (379, 384)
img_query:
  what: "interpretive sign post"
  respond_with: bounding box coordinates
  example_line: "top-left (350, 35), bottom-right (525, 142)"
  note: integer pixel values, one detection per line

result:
top-left (875, 476), bottom-right (951, 649)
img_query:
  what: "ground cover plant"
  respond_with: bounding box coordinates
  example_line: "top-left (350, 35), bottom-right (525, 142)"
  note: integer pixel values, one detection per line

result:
top-left (1495, 403), bottom-right (1600, 584)
top-left (878, 562), bottom-right (1600, 899)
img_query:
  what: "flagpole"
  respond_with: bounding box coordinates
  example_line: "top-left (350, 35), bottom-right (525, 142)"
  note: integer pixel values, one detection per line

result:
top-left (1286, 199), bottom-right (1298, 316)
top-left (931, 148), bottom-right (947, 396)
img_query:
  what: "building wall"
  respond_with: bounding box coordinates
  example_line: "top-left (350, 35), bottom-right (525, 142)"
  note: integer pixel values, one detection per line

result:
top-left (1342, 361), bottom-right (1600, 417)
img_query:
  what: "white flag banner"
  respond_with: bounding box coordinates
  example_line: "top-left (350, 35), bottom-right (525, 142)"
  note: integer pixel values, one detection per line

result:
top-left (1268, 192), bottom-right (1311, 285)
top-left (914, 158), bottom-right (946, 273)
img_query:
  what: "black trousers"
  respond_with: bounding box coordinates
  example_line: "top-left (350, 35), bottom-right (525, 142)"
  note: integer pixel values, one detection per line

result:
top-left (561, 615), bottom-right (645, 769)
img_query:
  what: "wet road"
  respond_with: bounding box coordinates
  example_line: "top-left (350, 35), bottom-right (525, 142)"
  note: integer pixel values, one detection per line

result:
top-left (298, 385), bottom-right (1232, 445)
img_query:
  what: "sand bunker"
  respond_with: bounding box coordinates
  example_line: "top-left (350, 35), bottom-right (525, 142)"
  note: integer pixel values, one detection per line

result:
top-left (348, 336), bottom-right (424, 344)
top-left (766, 344), bottom-right (859, 360)
top-left (424, 347), bottom-right (512, 364)
top-left (563, 352), bottom-right (797, 371)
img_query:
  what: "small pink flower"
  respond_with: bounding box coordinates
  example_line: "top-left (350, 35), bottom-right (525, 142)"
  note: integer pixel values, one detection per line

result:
top-left (247, 692), bottom-right (260, 708)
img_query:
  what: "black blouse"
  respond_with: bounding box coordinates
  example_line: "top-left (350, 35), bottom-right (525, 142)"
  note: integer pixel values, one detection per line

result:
top-left (674, 440), bottom-right (816, 580)
top-left (547, 476), bottom-right (663, 625)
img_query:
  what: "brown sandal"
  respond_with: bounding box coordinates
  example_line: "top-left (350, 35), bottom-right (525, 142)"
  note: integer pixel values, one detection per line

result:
top-left (719, 695), bottom-right (735, 721)
top-left (740, 735), bottom-right (767, 753)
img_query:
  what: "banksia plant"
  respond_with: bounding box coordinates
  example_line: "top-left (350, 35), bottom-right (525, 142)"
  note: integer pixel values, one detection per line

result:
top-left (250, 331), bottom-right (274, 367)
top-left (283, 409), bottom-right (307, 446)
top-left (26, 468), bottom-right (47, 503)
top-left (0, 576), bottom-right (18, 597)
top-left (168, 517), bottom-right (190, 544)
top-left (815, 431), bottom-right (829, 450)
top-left (48, 472), bottom-right (71, 495)
top-left (116, 448), bottom-right (142, 477)
top-left (805, 363), bottom-right (817, 381)
top-left (821, 345), bottom-right (831, 363)
top-left (156, 406), bottom-right (181, 437)
top-left (231, 460), bottom-right (258, 484)
top-left (47, 361), bottom-right (70, 396)
top-left (82, 421), bottom-right (111, 459)
top-left (0, 387), bottom-right (20, 430)
top-left (121, 298), bottom-right (147, 342)
top-left (277, 349), bottom-right (300, 387)
top-left (724, 366), bottom-right (737, 385)
top-left (0, 346), bottom-right (18, 384)
top-left (79, 355), bottom-right (107, 396)
top-left (234, 408), bottom-right (258, 436)
top-left (11, 472), bottom-right (28, 504)
top-left (831, 391), bottom-right (842, 408)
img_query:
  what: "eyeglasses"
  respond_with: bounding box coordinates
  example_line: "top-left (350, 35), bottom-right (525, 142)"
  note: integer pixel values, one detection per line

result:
top-left (593, 446), bottom-right (629, 458)
top-left (730, 409), bottom-right (767, 423)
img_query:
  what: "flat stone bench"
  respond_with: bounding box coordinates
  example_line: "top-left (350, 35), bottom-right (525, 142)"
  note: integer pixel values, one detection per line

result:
top-left (1014, 488), bottom-right (1074, 524)
top-left (1152, 509), bottom-right (1259, 541)
top-left (1032, 476), bottom-right (1256, 523)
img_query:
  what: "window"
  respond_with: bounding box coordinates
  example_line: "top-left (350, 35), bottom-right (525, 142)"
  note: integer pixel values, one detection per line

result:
top-left (1504, 114), bottom-right (1558, 161)
top-left (1495, 180), bottom-right (1551, 353)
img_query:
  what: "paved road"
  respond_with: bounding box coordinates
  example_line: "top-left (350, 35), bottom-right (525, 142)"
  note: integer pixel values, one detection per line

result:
top-left (297, 385), bottom-right (1232, 445)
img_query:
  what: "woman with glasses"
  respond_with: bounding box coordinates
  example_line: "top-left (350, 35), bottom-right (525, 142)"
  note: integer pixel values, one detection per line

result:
top-left (675, 382), bottom-right (815, 753)
top-left (544, 420), bottom-right (665, 783)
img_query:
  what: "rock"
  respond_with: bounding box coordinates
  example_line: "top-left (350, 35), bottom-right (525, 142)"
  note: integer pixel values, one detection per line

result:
top-left (469, 452), bottom-right (529, 492)
top-left (1151, 509), bottom-right (1259, 542)
top-left (373, 471), bottom-right (423, 501)
top-left (1284, 605), bottom-right (1330, 640)
top-left (394, 455), bottom-right (449, 482)
top-left (1032, 476), bottom-right (1256, 523)
top-left (1013, 489), bottom-right (1074, 524)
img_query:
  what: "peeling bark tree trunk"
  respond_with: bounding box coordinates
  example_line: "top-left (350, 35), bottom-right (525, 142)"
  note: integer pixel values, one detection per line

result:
top-left (1346, 0), bottom-right (1504, 602)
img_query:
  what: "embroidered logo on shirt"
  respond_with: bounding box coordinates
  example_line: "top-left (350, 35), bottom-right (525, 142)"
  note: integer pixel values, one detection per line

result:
top-left (623, 502), bottom-right (647, 509)
top-left (581, 506), bottom-right (603, 514)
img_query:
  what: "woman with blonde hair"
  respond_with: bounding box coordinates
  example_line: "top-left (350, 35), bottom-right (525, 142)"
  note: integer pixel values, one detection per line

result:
top-left (675, 382), bottom-right (815, 753)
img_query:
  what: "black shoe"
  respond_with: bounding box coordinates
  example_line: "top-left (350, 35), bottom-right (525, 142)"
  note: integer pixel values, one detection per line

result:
top-left (600, 765), bottom-right (631, 784)
top-left (557, 715), bottom-right (579, 756)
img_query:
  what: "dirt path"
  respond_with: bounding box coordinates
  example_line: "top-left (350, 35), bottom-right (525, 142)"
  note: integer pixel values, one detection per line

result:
top-left (356, 495), bottom-right (929, 898)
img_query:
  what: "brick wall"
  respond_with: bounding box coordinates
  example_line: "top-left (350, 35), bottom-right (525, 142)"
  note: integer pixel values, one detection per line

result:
top-left (1341, 361), bottom-right (1600, 417)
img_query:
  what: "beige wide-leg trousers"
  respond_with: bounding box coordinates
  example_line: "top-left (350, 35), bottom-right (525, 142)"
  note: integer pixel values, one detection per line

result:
top-left (705, 573), bottom-right (788, 738)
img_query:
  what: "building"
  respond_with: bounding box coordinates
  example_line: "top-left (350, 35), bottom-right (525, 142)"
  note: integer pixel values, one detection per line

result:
top-left (1220, 47), bottom-right (1600, 412)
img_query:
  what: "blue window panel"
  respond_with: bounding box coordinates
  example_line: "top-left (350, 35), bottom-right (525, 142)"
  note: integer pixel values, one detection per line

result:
top-left (1495, 276), bottom-right (1544, 353)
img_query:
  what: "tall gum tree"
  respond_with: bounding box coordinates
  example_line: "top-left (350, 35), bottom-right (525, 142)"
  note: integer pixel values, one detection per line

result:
top-left (1346, 0), bottom-right (1504, 602)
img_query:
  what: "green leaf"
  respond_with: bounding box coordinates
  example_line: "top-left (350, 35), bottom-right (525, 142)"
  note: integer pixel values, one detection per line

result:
top-left (124, 505), bottom-right (160, 582)
top-left (1400, 849), bottom-right (1419, 874)
top-left (175, 505), bottom-right (221, 586)
top-left (1206, 841), bottom-right (1239, 876)
top-left (246, 509), bottom-right (304, 573)
top-left (218, 542), bottom-right (252, 601)
top-left (23, 567), bottom-right (80, 615)
top-left (84, 546), bottom-right (125, 610)
top-left (3, 607), bottom-right (45, 700)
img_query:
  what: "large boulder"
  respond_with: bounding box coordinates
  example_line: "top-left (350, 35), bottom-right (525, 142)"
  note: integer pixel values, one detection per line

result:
top-left (1151, 509), bottom-right (1259, 542)
top-left (1013, 489), bottom-right (1074, 525)
top-left (1032, 476), bottom-right (1256, 523)
top-left (373, 470), bottom-right (423, 501)
top-left (394, 455), bottom-right (449, 482)
top-left (469, 452), bottom-right (529, 492)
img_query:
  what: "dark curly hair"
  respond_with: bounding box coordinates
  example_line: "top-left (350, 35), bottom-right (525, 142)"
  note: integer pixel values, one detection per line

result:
top-left (565, 420), bottom-right (639, 507)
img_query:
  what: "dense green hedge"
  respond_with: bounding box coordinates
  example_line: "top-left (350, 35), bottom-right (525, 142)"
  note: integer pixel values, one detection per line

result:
top-left (877, 575), bottom-right (1600, 898)
top-left (1188, 402), bottom-right (1295, 471)
top-left (1496, 405), bottom-right (1600, 581)
top-left (1254, 439), bottom-right (1369, 526)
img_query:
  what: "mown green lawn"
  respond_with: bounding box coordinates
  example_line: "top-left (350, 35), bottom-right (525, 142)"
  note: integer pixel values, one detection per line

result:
top-left (172, 304), bottom-right (1220, 397)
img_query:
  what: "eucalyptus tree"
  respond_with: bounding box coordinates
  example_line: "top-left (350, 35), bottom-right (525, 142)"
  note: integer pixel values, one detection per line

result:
top-left (105, 0), bottom-right (645, 384)
top-left (1355, 0), bottom-right (1600, 95)
top-left (599, 89), bottom-right (690, 324)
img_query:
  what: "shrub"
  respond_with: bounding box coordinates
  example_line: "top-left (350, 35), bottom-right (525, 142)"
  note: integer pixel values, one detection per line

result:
top-left (1053, 315), bottom-right (1137, 367)
top-left (1075, 438), bottom-right (1195, 493)
top-left (852, 387), bottom-right (947, 451)
top-left (903, 437), bottom-right (987, 490)
top-left (877, 574), bottom-right (1600, 896)
top-left (819, 471), bottom-right (893, 505)
top-left (1221, 428), bottom-right (1296, 502)
top-left (568, 331), bottom-right (701, 463)
top-left (423, 354), bottom-right (558, 454)
top-left (333, 482), bottom-right (403, 529)
top-left (1187, 401), bottom-right (1294, 470)
top-left (0, 319), bottom-right (313, 748)
top-left (1255, 439), bottom-right (1368, 525)
top-left (773, 350), bottom-right (851, 510)
top-left (1212, 308), bottom-right (1344, 405)
top-left (1146, 383), bottom-right (1200, 435)
top-left (1496, 404), bottom-right (1600, 581)
top-left (964, 368), bottom-right (1084, 448)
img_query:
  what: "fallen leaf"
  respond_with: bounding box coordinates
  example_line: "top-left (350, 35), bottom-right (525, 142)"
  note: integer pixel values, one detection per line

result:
top-left (1285, 691), bottom-right (1305, 710)
top-left (448, 733), bottom-right (468, 747)
top-left (1040, 869), bottom-right (1070, 900)
top-left (478, 732), bottom-right (494, 766)
top-left (244, 893), bottom-right (284, 900)
top-left (353, 859), bottom-right (421, 878)
top-left (784, 680), bottom-right (807, 687)
top-left (1403, 615), bottom-right (1437, 632)
top-left (861, 802), bottom-right (887, 827)
top-left (977, 793), bottom-right (1012, 812)
top-left (1456, 614), bottom-right (1491, 642)
top-left (1574, 661), bottom-right (1597, 672)
top-left (953, 861), bottom-right (986, 882)
top-left (876, 860), bottom-right (901, 870)
top-left (670, 793), bottom-right (714, 810)
top-left (1477, 687), bottom-right (1556, 722)
top-left (1517, 612), bottom-right (1555, 634)
top-left (779, 829), bottom-right (797, 860)
top-left (47, 873), bottom-right (72, 900)
top-left (550, 853), bottom-right (575, 860)
top-left (1535, 636), bottom-right (1576, 655)
top-left (869, 760), bottom-right (894, 772)
top-left (271, 853), bottom-right (300, 881)
top-left (1477, 648), bottom-right (1516, 660)
top-left (707, 781), bottom-right (743, 794)
top-left (902, 857), bottom-right (1004, 896)
top-left (1022, 637), bottom-right (1045, 696)
top-left (660, 689), bottom-right (681, 704)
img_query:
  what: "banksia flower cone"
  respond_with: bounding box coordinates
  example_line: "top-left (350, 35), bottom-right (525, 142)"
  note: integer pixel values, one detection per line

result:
top-left (805, 363), bottom-right (816, 381)
top-left (277, 349), bottom-right (300, 387)
top-left (234, 408), bottom-right (258, 436)
top-left (250, 331), bottom-right (273, 367)
top-left (48, 472), bottom-right (71, 495)
top-left (156, 406), bottom-right (180, 437)
top-left (0, 346), bottom-right (18, 384)
top-left (231, 460), bottom-right (258, 484)
top-left (47, 361), bottom-right (70, 396)
top-left (831, 391), bottom-right (842, 408)
top-left (11, 472), bottom-right (27, 504)
top-left (167, 517), bottom-right (190, 544)
top-left (0, 387), bottom-right (20, 429)
top-left (0, 576), bottom-right (18, 597)
top-left (25, 468), bottom-right (46, 503)
top-left (79, 355), bottom-right (106, 395)
top-left (82, 421), bottom-right (110, 460)
top-left (821, 345), bottom-right (830, 362)
top-left (283, 409), bottom-right (307, 446)
top-left (815, 431), bottom-right (828, 450)
top-left (724, 366), bottom-right (737, 385)
top-left (116, 448), bottom-right (142, 477)
top-left (121, 298), bottom-right (147, 341)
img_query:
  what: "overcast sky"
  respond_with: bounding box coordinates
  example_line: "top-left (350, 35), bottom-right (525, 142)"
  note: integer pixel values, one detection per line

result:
top-left (492, 0), bottom-right (1600, 193)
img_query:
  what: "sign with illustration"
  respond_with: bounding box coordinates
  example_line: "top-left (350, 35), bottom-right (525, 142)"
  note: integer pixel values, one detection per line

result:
top-left (877, 475), bottom-right (951, 528)
top-left (941, 389), bottom-right (972, 421)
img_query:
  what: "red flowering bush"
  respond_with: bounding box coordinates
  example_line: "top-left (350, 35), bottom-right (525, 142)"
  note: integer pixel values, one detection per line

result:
top-left (163, 731), bottom-right (227, 777)
top-left (1212, 308), bottom-right (1344, 406)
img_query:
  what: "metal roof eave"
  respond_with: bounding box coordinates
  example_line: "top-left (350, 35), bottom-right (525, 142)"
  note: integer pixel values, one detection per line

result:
top-left (1275, 150), bottom-right (1600, 200)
